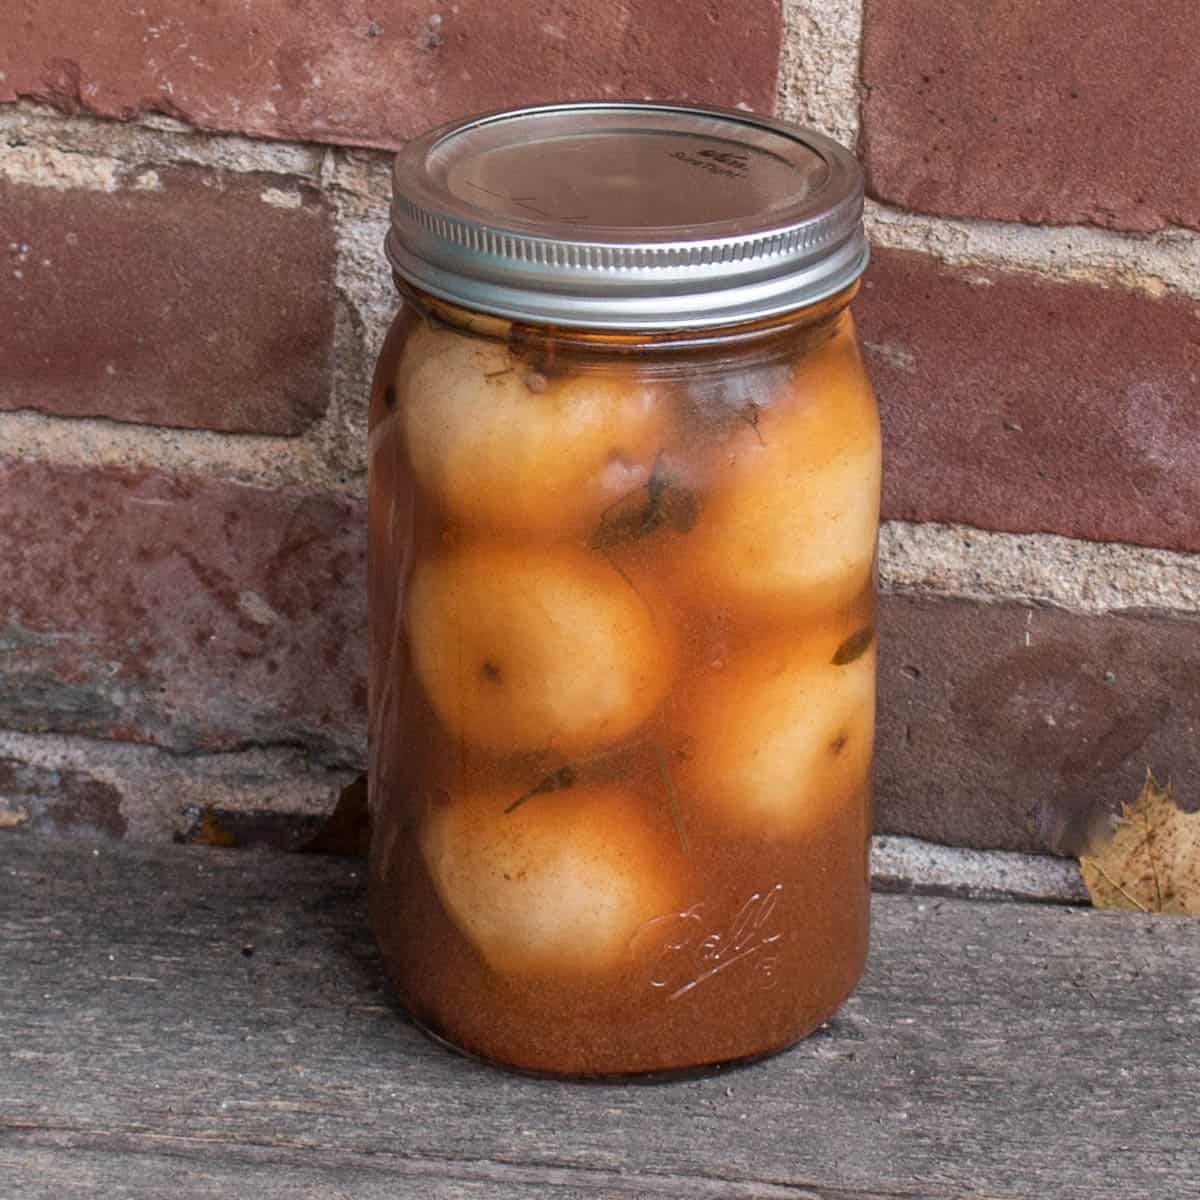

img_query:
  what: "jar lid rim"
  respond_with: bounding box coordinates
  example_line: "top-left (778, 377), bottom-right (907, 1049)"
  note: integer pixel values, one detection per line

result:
top-left (387, 101), bottom-right (868, 331)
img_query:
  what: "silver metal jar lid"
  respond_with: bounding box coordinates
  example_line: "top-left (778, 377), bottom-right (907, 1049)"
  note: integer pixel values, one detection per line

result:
top-left (387, 102), bottom-right (867, 331)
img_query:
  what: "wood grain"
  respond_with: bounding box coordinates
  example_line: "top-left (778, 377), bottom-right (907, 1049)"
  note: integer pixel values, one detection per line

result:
top-left (2, 835), bottom-right (1198, 1198)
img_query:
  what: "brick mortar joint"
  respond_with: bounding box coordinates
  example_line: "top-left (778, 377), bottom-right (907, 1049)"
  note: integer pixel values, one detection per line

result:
top-left (0, 408), bottom-right (368, 496)
top-left (870, 834), bottom-right (1088, 904)
top-left (865, 200), bottom-right (1200, 302)
top-left (776, 0), bottom-right (865, 150)
top-left (879, 521), bottom-right (1200, 618)
top-left (0, 102), bottom-right (394, 211)
top-left (879, 578), bottom-right (1200, 622)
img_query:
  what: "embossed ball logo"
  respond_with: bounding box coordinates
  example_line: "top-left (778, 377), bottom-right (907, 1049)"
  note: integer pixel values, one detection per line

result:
top-left (634, 885), bottom-right (785, 1001)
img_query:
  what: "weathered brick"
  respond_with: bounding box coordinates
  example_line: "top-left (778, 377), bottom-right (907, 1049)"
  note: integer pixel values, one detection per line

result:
top-left (0, 756), bottom-right (127, 839)
top-left (877, 595), bottom-right (1200, 856)
top-left (0, 461), bottom-right (366, 763)
top-left (0, 169), bottom-right (335, 434)
top-left (0, 728), bottom-right (359, 843)
top-left (0, 1), bottom-right (782, 149)
top-left (859, 248), bottom-right (1200, 553)
top-left (861, 0), bottom-right (1200, 232)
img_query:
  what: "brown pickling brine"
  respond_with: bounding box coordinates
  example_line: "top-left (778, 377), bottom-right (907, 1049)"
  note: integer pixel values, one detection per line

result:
top-left (369, 103), bottom-right (880, 1076)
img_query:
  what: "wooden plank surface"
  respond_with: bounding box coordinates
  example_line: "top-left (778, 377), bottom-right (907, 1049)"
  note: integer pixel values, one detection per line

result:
top-left (1, 835), bottom-right (1198, 1199)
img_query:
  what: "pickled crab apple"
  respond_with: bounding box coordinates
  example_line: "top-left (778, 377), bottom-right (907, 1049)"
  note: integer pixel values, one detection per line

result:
top-left (673, 622), bottom-right (876, 836)
top-left (683, 319), bottom-right (881, 620)
top-left (420, 784), bottom-right (687, 976)
top-left (401, 322), bottom-right (671, 538)
top-left (407, 541), bottom-right (675, 755)
top-left (1080, 772), bottom-right (1200, 913)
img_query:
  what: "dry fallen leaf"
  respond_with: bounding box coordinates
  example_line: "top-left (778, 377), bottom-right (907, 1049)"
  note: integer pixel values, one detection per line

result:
top-left (1080, 772), bottom-right (1200, 913)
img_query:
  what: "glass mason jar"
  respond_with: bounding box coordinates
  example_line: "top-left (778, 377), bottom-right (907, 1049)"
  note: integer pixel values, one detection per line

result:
top-left (369, 104), bottom-right (880, 1077)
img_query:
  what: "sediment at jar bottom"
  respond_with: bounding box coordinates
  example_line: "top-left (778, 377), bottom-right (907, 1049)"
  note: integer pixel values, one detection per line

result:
top-left (369, 774), bottom-right (870, 1076)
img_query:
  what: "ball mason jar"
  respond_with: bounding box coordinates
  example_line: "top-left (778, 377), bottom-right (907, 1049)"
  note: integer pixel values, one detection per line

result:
top-left (368, 103), bottom-right (880, 1077)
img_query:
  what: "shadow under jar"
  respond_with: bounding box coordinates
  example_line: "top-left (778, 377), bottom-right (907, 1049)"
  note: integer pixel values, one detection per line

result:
top-left (369, 103), bottom-right (881, 1078)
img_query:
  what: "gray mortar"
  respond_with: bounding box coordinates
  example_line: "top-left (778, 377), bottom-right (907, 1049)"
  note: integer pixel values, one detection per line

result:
top-left (0, 103), bottom-right (325, 180)
top-left (776, 0), bottom-right (864, 149)
top-left (866, 201), bottom-right (1200, 303)
top-left (880, 521), bottom-right (1200, 616)
top-left (871, 834), bottom-right (1089, 904)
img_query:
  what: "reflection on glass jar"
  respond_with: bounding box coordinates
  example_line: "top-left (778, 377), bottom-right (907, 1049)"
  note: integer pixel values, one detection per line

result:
top-left (369, 103), bottom-right (880, 1077)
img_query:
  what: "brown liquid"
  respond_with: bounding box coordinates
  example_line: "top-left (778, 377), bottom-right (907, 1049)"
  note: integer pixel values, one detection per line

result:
top-left (368, 299), bottom-right (879, 1076)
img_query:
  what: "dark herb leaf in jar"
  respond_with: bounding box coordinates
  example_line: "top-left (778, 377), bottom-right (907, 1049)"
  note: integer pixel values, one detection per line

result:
top-left (505, 765), bottom-right (578, 815)
top-left (832, 626), bottom-right (875, 666)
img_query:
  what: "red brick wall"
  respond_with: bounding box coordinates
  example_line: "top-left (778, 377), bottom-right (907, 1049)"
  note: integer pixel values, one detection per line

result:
top-left (2, 2), bottom-right (781, 146)
top-left (1, 1), bottom-right (1196, 861)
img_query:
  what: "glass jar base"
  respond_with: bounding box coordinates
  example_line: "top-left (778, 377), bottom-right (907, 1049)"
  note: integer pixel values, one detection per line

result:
top-left (405, 1006), bottom-right (846, 1084)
